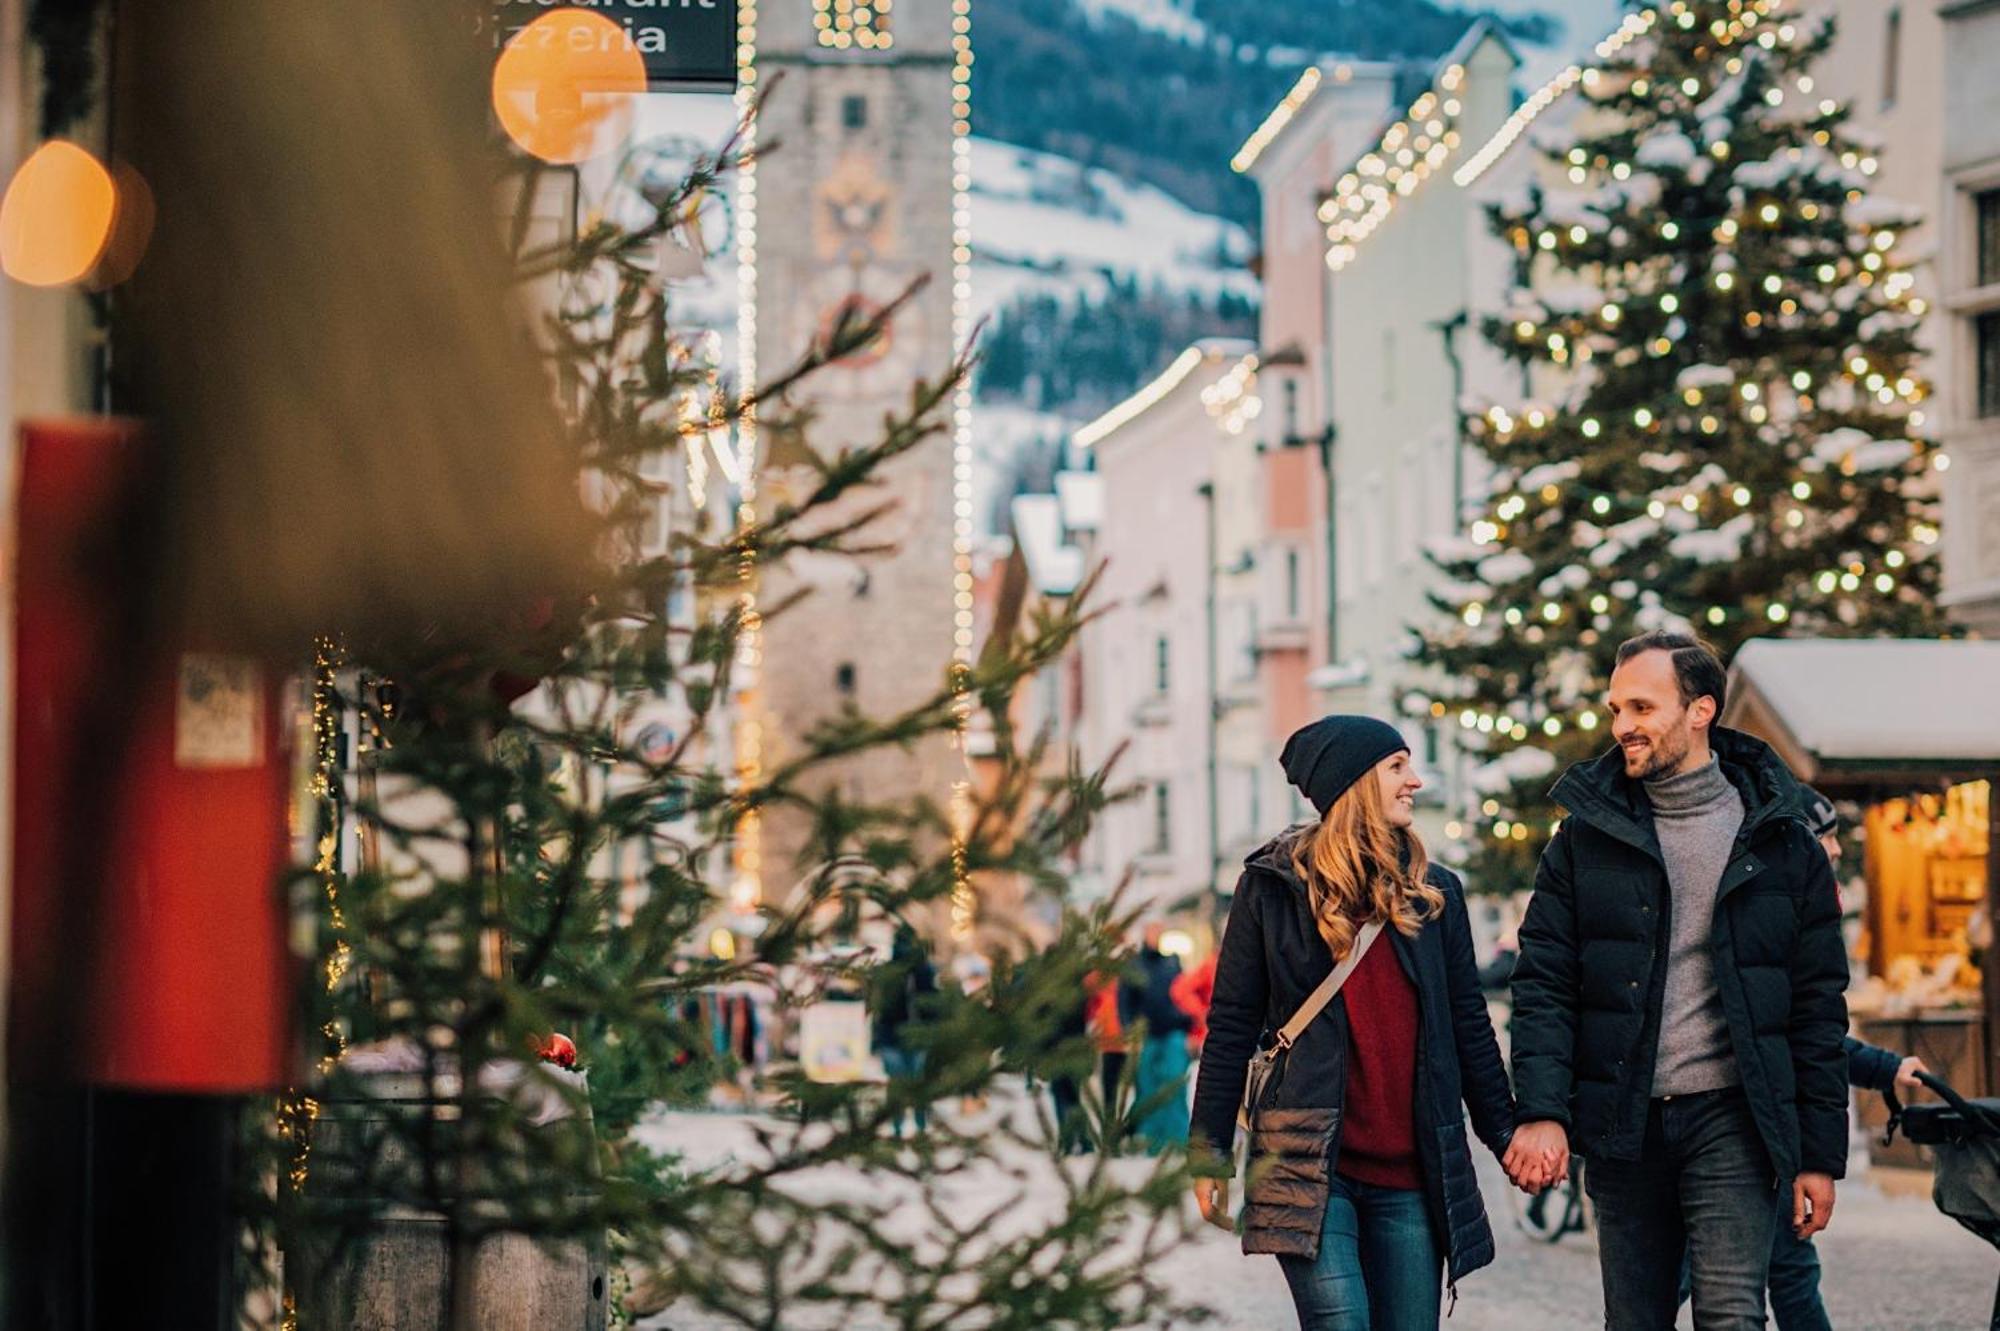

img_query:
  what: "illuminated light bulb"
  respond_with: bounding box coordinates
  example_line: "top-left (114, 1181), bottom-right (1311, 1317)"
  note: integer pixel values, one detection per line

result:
top-left (1603, 302), bottom-right (1622, 323)
top-left (1542, 602), bottom-right (1561, 622)
top-left (1461, 709), bottom-right (1478, 729)
top-left (1463, 604), bottom-right (1484, 626)
top-left (1887, 549), bottom-right (1906, 568)
top-left (1579, 712), bottom-right (1600, 731)
top-left (1662, 221), bottom-right (1680, 240)
top-left (1591, 595), bottom-right (1610, 613)
top-left (1593, 495), bottom-right (1612, 515)
top-left (1543, 718), bottom-right (1563, 737)
top-left (1707, 607), bottom-right (1727, 625)
top-left (1648, 500), bottom-right (1667, 519)
top-left (1583, 418), bottom-right (1602, 438)
top-left (492, 10), bottom-right (647, 164)
top-left (1792, 481), bottom-right (1811, 500)
top-left (1840, 572), bottom-right (1860, 591)
top-left (0, 140), bottom-right (117, 286)
top-left (1786, 509), bottom-right (1805, 528)
top-left (1570, 225), bottom-right (1589, 244)
top-left (1936, 452), bottom-right (1953, 472)
top-left (1874, 574), bottom-right (1894, 593)
top-left (1817, 571), bottom-right (1837, 593)
top-left (1682, 77), bottom-right (1700, 94)
top-left (1504, 608), bottom-right (1524, 627)
top-left (1792, 370), bottom-right (1811, 390)
top-left (1634, 408), bottom-right (1654, 427)
top-left (1767, 603), bottom-right (1789, 622)
top-left (1818, 264), bottom-right (1837, 282)
top-left (1661, 293), bottom-right (1680, 313)
top-left (1715, 272), bottom-right (1735, 291)
top-left (1681, 493), bottom-right (1700, 512)
top-left (1763, 275), bottom-right (1782, 294)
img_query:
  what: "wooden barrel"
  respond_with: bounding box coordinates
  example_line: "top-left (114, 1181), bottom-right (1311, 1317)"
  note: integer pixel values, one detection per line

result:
top-left (291, 1065), bottom-right (608, 1331)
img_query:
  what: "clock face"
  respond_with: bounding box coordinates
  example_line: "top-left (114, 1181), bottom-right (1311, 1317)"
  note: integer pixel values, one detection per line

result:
top-left (799, 265), bottom-right (930, 401)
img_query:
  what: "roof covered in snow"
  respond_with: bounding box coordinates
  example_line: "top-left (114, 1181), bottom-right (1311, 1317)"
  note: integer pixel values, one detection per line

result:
top-left (1010, 494), bottom-right (1085, 598)
top-left (1723, 638), bottom-right (2000, 782)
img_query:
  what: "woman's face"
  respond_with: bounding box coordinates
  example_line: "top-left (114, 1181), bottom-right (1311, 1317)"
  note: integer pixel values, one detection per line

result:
top-left (1375, 750), bottom-right (1421, 829)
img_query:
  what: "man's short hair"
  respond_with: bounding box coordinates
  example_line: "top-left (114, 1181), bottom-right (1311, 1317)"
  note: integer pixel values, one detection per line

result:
top-left (1614, 629), bottom-right (1727, 715)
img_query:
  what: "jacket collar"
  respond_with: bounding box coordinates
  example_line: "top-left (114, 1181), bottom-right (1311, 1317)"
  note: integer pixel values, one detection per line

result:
top-left (1549, 725), bottom-right (1807, 856)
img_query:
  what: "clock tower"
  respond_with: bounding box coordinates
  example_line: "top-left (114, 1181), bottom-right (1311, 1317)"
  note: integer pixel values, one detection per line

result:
top-left (748, 0), bottom-right (968, 901)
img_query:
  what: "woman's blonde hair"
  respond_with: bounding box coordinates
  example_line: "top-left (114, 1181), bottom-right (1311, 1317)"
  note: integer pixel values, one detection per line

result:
top-left (1288, 766), bottom-right (1443, 960)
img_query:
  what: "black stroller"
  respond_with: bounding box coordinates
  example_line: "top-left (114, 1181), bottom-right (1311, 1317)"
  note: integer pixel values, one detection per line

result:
top-left (1885, 1070), bottom-right (2000, 1329)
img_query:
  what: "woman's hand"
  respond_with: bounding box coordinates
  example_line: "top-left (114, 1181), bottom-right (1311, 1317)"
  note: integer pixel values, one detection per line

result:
top-left (1192, 1177), bottom-right (1232, 1230)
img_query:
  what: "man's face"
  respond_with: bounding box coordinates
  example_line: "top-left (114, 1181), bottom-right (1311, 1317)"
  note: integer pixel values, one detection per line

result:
top-left (1819, 832), bottom-right (1842, 867)
top-left (1607, 649), bottom-right (1711, 780)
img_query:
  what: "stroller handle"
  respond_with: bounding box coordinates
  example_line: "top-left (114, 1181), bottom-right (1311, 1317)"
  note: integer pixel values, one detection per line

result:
top-left (1883, 1068), bottom-right (2000, 1147)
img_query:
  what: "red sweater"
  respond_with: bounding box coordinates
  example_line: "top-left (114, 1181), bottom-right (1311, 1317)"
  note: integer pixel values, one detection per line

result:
top-left (1336, 937), bottom-right (1423, 1190)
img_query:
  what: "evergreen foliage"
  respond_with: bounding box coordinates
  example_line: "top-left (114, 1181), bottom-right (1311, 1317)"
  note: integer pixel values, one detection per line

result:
top-left (253, 118), bottom-right (1201, 1330)
top-left (1411, 0), bottom-right (1946, 892)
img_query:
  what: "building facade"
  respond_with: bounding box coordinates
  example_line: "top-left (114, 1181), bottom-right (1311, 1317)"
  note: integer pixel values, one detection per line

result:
top-left (748, 0), bottom-right (968, 903)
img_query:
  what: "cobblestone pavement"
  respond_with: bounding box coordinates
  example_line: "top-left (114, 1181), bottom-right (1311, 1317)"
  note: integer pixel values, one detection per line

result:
top-left (636, 1081), bottom-right (1996, 1330)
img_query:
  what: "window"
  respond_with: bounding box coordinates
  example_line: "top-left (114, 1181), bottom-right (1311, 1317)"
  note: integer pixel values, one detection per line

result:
top-left (1285, 548), bottom-right (1301, 620)
top-left (841, 95), bottom-right (868, 130)
top-left (1283, 379), bottom-right (1300, 440)
top-left (1882, 8), bottom-right (1901, 110)
top-left (1978, 190), bottom-right (2000, 288)
top-left (1978, 311), bottom-right (2000, 419)
top-left (1424, 721), bottom-right (1441, 767)
top-left (1150, 782), bottom-right (1172, 854)
top-left (835, 662), bottom-right (857, 695)
top-left (1154, 634), bottom-right (1170, 694)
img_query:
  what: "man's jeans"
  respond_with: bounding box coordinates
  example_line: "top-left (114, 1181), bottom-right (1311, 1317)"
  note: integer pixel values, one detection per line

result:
top-left (1676, 1196), bottom-right (1833, 1331)
top-left (1277, 1174), bottom-right (1442, 1331)
top-left (1586, 1086), bottom-right (1778, 1330)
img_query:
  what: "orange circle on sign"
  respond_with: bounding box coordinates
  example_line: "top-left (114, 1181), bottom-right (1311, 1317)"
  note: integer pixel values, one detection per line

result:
top-left (492, 10), bottom-right (648, 165)
top-left (0, 140), bottom-right (117, 287)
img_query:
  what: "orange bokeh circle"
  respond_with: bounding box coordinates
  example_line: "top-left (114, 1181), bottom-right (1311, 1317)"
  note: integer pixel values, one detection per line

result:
top-left (492, 10), bottom-right (648, 165)
top-left (0, 140), bottom-right (117, 288)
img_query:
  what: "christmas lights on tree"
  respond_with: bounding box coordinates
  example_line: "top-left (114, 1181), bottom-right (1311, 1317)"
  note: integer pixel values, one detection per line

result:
top-left (1413, 0), bottom-right (1947, 889)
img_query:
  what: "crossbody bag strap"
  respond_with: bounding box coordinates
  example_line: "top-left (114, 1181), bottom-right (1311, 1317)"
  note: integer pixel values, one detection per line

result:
top-left (1272, 920), bottom-right (1384, 1051)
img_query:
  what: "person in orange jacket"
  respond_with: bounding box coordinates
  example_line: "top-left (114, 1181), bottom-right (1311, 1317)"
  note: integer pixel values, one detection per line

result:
top-left (1084, 970), bottom-right (1126, 1122)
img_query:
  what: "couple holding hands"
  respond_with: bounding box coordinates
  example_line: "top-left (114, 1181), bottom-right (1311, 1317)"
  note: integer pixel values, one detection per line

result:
top-left (1188, 630), bottom-right (1854, 1331)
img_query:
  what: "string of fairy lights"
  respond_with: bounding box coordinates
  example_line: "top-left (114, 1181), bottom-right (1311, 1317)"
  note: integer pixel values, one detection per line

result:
top-left (948, 0), bottom-right (979, 941)
top-left (730, 0), bottom-right (765, 915)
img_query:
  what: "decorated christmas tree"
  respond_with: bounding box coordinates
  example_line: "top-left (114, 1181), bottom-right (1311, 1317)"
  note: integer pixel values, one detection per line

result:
top-left (1414, 0), bottom-right (1946, 891)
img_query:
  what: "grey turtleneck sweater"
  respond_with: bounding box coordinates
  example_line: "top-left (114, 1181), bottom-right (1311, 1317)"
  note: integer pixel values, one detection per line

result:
top-left (1646, 757), bottom-right (1745, 1095)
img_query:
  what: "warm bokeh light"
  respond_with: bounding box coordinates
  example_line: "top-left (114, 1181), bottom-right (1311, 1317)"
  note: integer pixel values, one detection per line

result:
top-left (491, 10), bottom-right (648, 165)
top-left (0, 140), bottom-right (117, 287)
top-left (90, 160), bottom-right (157, 289)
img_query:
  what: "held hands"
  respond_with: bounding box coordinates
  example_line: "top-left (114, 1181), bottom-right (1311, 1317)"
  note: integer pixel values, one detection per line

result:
top-left (1192, 1177), bottom-right (1233, 1231)
top-left (1502, 1119), bottom-right (1571, 1194)
top-left (1793, 1172), bottom-right (1836, 1239)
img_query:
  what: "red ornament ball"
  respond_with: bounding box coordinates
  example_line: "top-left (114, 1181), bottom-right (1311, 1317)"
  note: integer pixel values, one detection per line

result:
top-left (537, 1032), bottom-right (577, 1069)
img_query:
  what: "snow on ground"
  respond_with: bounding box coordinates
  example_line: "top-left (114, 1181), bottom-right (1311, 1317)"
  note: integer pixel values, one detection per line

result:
top-left (634, 1073), bottom-right (1999, 1331)
top-left (1073, 0), bottom-right (1209, 46)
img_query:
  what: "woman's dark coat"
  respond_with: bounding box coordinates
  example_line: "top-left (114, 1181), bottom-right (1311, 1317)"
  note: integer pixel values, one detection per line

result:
top-left (1189, 836), bottom-right (1516, 1284)
top-left (1508, 727), bottom-right (1850, 1181)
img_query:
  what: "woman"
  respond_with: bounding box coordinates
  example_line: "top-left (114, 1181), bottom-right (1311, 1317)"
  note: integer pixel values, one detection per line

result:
top-left (1188, 715), bottom-right (1517, 1330)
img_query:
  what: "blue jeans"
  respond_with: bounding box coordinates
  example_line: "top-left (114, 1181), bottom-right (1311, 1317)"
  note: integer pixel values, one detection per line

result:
top-left (1276, 1174), bottom-right (1442, 1331)
top-left (879, 1046), bottom-right (928, 1136)
top-left (1589, 1087), bottom-right (1777, 1330)
top-left (1676, 1192), bottom-right (1832, 1331)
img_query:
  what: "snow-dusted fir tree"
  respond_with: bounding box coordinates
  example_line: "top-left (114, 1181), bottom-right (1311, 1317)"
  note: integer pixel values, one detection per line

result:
top-left (1414, 0), bottom-right (1946, 891)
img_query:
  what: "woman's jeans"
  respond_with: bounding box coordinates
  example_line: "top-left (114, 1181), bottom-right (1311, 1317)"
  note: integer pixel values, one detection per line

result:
top-left (1277, 1174), bottom-right (1442, 1331)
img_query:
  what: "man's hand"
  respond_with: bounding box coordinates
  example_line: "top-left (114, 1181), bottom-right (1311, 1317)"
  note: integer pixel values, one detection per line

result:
top-left (1793, 1172), bottom-right (1836, 1239)
top-left (1502, 1120), bottom-right (1570, 1193)
top-left (1894, 1056), bottom-right (1929, 1093)
top-left (1192, 1177), bottom-right (1232, 1230)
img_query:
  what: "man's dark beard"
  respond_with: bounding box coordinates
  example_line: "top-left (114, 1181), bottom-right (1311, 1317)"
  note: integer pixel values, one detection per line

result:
top-left (1627, 726), bottom-right (1693, 780)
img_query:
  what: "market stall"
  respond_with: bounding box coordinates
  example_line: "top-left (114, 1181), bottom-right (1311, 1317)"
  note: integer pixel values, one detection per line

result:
top-left (1724, 639), bottom-right (2000, 1165)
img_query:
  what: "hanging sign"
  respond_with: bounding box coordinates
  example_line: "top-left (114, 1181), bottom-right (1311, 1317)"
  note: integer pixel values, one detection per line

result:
top-left (483, 0), bottom-right (740, 92)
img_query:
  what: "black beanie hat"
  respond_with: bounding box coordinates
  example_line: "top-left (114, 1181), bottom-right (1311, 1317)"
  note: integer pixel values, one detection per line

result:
top-left (1803, 788), bottom-right (1839, 838)
top-left (1280, 715), bottom-right (1411, 816)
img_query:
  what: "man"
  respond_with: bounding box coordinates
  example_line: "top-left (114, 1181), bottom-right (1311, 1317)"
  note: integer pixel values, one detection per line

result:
top-left (1672, 787), bottom-right (1928, 1330)
top-left (1504, 631), bottom-right (1849, 1330)
top-left (1120, 922), bottom-right (1194, 1152)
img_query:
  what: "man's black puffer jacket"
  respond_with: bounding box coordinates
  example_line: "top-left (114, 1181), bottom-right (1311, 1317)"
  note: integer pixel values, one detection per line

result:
top-left (1509, 727), bottom-right (1850, 1180)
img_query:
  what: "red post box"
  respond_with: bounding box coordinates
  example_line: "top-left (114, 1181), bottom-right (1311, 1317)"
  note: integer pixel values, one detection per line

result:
top-left (10, 418), bottom-right (293, 1091)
